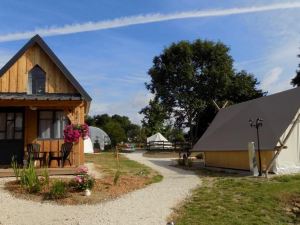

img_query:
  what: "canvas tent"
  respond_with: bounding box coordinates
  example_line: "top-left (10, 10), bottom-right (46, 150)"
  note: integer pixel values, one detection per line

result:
top-left (84, 137), bottom-right (94, 153)
top-left (89, 126), bottom-right (111, 151)
top-left (193, 87), bottom-right (300, 174)
top-left (147, 132), bottom-right (173, 150)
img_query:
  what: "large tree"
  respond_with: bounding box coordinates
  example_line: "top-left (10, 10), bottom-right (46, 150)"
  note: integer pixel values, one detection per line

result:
top-left (143, 39), bottom-right (264, 143)
top-left (139, 97), bottom-right (168, 136)
top-left (291, 53), bottom-right (300, 86)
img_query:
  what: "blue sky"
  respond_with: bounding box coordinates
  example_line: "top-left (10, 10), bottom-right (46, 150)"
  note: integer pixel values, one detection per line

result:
top-left (0, 0), bottom-right (299, 124)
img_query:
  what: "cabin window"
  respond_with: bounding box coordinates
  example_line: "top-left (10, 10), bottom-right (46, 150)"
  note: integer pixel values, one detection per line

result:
top-left (28, 65), bottom-right (46, 95)
top-left (38, 111), bottom-right (68, 139)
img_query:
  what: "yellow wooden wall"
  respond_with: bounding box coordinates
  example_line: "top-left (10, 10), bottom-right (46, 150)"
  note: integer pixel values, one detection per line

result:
top-left (0, 44), bottom-right (77, 94)
top-left (24, 103), bottom-right (85, 167)
top-left (204, 150), bottom-right (274, 171)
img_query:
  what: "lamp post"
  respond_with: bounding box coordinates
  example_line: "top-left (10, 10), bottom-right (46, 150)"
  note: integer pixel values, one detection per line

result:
top-left (249, 118), bottom-right (263, 176)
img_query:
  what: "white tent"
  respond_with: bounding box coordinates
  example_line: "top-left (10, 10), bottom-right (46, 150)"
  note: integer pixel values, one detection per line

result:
top-left (147, 132), bottom-right (169, 143)
top-left (84, 137), bottom-right (94, 153)
top-left (147, 132), bottom-right (173, 150)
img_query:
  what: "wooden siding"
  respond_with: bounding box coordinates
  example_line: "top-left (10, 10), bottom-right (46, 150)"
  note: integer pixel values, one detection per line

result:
top-left (0, 44), bottom-right (77, 94)
top-left (204, 150), bottom-right (274, 171)
top-left (22, 102), bottom-right (85, 168)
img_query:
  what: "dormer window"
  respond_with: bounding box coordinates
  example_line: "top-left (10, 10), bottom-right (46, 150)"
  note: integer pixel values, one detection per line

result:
top-left (28, 65), bottom-right (46, 95)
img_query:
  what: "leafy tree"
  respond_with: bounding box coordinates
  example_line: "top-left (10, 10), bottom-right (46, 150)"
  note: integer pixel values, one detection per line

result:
top-left (140, 98), bottom-right (168, 136)
top-left (144, 39), bottom-right (264, 143)
top-left (164, 126), bottom-right (185, 142)
top-left (93, 114), bottom-right (111, 128)
top-left (85, 115), bottom-right (94, 126)
top-left (85, 114), bottom-right (144, 145)
top-left (291, 53), bottom-right (300, 86)
top-left (111, 115), bottom-right (131, 131)
top-left (103, 121), bottom-right (126, 147)
top-left (228, 70), bottom-right (265, 103)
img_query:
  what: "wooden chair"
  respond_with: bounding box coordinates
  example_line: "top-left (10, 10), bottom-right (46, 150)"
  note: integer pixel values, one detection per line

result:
top-left (49, 142), bottom-right (73, 168)
top-left (27, 143), bottom-right (45, 167)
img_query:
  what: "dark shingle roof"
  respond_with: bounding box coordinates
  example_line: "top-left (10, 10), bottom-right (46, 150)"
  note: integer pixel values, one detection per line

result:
top-left (0, 93), bottom-right (82, 101)
top-left (0, 34), bottom-right (92, 102)
top-left (192, 87), bottom-right (300, 151)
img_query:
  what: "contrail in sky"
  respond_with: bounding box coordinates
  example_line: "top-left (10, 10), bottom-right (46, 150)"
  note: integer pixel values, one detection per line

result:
top-left (0, 2), bottom-right (300, 42)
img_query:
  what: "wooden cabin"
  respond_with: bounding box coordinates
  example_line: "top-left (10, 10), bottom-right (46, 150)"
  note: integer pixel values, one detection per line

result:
top-left (0, 35), bottom-right (92, 168)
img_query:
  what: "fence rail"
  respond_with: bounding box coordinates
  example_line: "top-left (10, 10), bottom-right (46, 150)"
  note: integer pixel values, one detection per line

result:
top-left (146, 141), bottom-right (192, 152)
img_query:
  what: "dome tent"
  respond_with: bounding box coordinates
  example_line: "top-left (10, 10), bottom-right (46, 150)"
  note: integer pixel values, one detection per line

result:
top-left (89, 126), bottom-right (111, 151)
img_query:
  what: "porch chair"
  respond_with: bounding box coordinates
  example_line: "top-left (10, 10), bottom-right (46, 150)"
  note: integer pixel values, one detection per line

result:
top-left (27, 143), bottom-right (45, 167)
top-left (48, 142), bottom-right (73, 168)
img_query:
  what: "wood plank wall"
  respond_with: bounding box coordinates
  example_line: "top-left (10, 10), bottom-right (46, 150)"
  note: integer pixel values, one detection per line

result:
top-left (0, 44), bottom-right (77, 94)
top-left (25, 104), bottom-right (85, 167)
top-left (204, 151), bottom-right (274, 171)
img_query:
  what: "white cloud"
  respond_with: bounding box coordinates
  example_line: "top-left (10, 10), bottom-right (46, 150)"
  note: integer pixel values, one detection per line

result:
top-left (259, 67), bottom-right (293, 94)
top-left (260, 67), bottom-right (282, 90)
top-left (89, 92), bottom-right (153, 124)
top-left (0, 50), bottom-right (12, 67)
top-left (1, 2), bottom-right (300, 42)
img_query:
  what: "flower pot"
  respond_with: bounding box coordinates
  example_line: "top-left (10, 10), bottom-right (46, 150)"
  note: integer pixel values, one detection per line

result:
top-left (84, 189), bottom-right (91, 196)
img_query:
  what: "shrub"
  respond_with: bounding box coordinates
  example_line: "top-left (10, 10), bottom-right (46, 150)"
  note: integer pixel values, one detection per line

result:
top-left (187, 158), bottom-right (193, 167)
top-left (20, 161), bottom-right (40, 193)
top-left (41, 167), bottom-right (49, 188)
top-left (177, 158), bottom-right (185, 166)
top-left (196, 153), bottom-right (204, 160)
top-left (11, 156), bottom-right (20, 181)
top-left (48, 180), bottom-right (67, 199)
top-left (71, 166), bottom-right (95, 191)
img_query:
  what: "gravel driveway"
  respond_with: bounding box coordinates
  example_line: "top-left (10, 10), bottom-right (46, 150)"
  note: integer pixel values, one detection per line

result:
top-left (0, 152), bottom-right (200, 225)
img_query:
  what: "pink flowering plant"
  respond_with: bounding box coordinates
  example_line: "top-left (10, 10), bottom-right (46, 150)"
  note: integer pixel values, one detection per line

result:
top-left (71, 165), bottom-right (95, 191)
top-left (64, 124), bottom-right (89, 143)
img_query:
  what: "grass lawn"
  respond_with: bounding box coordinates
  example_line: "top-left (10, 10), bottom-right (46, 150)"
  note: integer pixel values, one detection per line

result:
top-left (85, 152), bottom-right (163, 184)
top-left (172, 170), bottom-right (300, 225)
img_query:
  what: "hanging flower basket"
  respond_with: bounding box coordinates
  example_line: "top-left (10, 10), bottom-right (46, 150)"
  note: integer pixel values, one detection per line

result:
top-left (64, 124), bottom-right (89, 143)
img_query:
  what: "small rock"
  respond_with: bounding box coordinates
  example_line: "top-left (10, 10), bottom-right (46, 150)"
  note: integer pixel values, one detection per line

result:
top-left (292, 207), bottom-right (300, 213)
top-left (285, 207), bottom-right (292, 212)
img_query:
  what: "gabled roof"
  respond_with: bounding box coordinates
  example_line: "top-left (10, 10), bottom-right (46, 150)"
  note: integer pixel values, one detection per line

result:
top-left (193, 87), bottom-right (300, 151)
top-left (0, 34), bottom-right (92, 102)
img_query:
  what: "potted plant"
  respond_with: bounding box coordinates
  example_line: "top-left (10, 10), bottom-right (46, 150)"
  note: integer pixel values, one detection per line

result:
top-left (72, 165), bottom-right (95, 196)
top-left (64, 123), bottom-right (89, 143)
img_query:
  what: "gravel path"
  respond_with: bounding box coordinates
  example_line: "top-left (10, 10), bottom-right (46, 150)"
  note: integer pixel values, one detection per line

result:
top-left (0, 152), bottom-right (200, 225)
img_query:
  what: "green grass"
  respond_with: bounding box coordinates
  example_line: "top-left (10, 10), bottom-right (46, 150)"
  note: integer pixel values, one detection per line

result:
top-left (85, 152), bottom-right (163, 184)
top-left (173, 171), bottom-right (300, 225)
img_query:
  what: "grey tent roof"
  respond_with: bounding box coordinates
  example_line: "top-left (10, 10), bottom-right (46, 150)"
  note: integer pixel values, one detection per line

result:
top-left (193, 87), bottom-right (300, 152)
top-left (0, 34), bottom-right (92, 102)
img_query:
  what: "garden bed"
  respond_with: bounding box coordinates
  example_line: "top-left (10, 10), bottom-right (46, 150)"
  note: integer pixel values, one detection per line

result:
top-left (5, 175), bottom-right (152, 205)
top-left (4, 152), bottom-right (162, 205)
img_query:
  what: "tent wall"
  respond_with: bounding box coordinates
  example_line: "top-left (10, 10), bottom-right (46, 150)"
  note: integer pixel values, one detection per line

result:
top-left (276, 118), bottom-right (300, 173)
top-left (204, 150), bottom-right (274, 171)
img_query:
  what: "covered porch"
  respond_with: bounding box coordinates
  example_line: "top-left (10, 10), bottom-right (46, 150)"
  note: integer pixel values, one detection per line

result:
top-left (0, 95), bottom-right (86, 168)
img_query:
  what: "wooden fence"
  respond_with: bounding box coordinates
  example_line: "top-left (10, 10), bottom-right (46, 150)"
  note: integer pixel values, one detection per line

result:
top-left (146, 141), bottom-right (192, 152)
